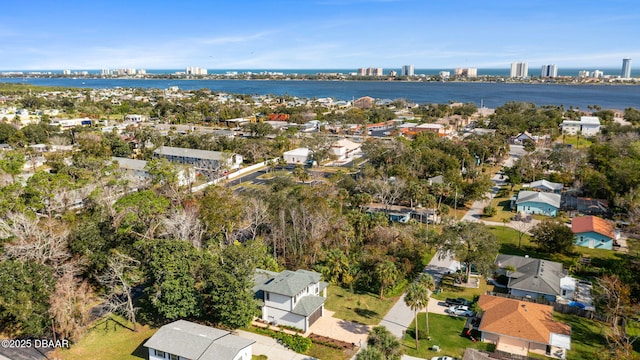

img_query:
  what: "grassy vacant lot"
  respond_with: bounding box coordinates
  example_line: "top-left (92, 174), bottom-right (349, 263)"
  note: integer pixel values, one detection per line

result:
top-left (402, 313), bottom-right (492, 359)
top-left (487, 226), bottom-right (622, 268)
top-left (57, 315), bottom-right (156, 360)
top-left (562, 135), bottom-right (593, 149)
top-left (325, 286), bottom-right (398, 325)
top-left (431, 273), bottom-right (492, 303)
top-left (553, 313), bottom-right (610, 360)
top-left (305, 342), bottom-right (355, 360)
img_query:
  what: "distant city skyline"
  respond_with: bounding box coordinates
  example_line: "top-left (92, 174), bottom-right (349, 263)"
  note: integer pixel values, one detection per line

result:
top-left (1, 0), bottom-right (639, 70)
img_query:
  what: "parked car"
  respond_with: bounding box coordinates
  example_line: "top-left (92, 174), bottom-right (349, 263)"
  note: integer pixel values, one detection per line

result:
top-left (445, 305), bottom-right (474, 317)
top-left (431, 356), bottom-right (457, 360)
top-left (445, 297), bottom-right (472, 307)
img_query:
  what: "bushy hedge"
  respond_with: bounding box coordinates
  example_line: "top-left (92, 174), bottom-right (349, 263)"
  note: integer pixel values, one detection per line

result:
top-left (272, 331), bottom-right (312, 353)
top-left (252, 327), bottom-right (312, 353)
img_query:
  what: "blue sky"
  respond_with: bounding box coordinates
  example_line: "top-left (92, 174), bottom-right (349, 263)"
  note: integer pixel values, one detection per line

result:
top-left (1, 0), bottom-right (638, 70)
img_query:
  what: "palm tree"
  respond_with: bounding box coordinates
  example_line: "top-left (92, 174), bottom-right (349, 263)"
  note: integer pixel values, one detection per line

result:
top-left (404, 282), bottom-right (429, 349)
top-left (375, 260), bottom-right (398, 299)
top-left (417, 274), bottom-right (435, 336)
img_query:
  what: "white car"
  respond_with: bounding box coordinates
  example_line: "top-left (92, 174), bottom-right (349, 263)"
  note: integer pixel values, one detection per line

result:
top-left (431, 356), bottom-right (457, 360)
top-left (445, 305), bottom-right (474, 317)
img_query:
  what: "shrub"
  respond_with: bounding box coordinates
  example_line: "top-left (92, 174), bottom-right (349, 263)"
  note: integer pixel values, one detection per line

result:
top-left (273, 331), bottom-right (312, 353)
top-left (483, 206), bottom-right (497, 217)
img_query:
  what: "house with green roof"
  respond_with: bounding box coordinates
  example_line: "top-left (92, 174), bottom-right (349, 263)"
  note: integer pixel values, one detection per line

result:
top-left (254, 269), bottom-right (328, 332)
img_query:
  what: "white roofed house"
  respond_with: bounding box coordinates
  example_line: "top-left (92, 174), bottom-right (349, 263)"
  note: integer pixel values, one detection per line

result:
top-left (561, 116), bottom-right (601, 137)
top-left (524, 179), bottom-right (564, 193)
top-left (515, 190), bottom-right (561, 217)
top-left (283, 147), bottom-right (312, 165)
top-left (253, 269), bottom-right (328, 332)
top-left (330, 138), bottom-right (362, 161)
top-left (145, 320), bottom-right (255, 360)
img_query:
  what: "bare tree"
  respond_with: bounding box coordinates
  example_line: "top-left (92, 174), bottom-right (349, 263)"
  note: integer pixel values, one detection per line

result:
top-left (364, 177), bottom-right (406, 212)
top-left (98, 252), bottom-right (140, 332)
top-left (0, 213), bottom-right (71, 275)
top-left (162, 206), bottom-right (204, 248)
top-left (49, 270), bottom-right (95, 342)
top-left (243, 197), bottom-right (269, 241)
top-left (513, 213), bottom-right (534, 248)
top-left (595, 275), bottom-right (639, 358)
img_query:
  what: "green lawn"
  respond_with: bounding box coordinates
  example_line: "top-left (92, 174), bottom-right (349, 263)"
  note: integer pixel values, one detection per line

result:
top-left (57, 315), bottom-right (157, 360)
top-left (325, 286), bottom-right (398, 325)
top-left (561, 135), bottom-right (593, 149)
top-left (305, 342), bottom-right (355, 360)
top-left (431, 273), bottom-right (492, 303)
top-left (402, 313), bottom-right (492, 359)
top-left (487, 226), bottom-right (622, 269)
top-left (553, 313), bottom-right (612, 360)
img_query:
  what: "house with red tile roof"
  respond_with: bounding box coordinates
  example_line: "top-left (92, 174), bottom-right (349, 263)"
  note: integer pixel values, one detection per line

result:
top-left (572, 215), bottom-right (615, 250)
top-left (477, 294), bottom-right (571, 358)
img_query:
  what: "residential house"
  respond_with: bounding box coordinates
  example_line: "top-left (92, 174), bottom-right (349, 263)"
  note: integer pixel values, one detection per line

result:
top-left (572, 216), bottom-right (615, 250)
top-left (353, 96), bottom-right (375, 109)
top-left (511, 131), bottom-right (535, 144)
top-left (496, 254), bottom-right (575, 303)
top-left (254, 269), bottom-right (328, 332)
top-left (561, 116), bottom-right (600, 137)
top-left (477, 295), bottom-right (571, 358)
top-left (145, 320), bottom-right (255, 360)
top-left (153, 146), bottom-right (243, 172)
top-left (283, 147), bottom-right (312, 165)
top-left (427, 175), bottom-right (444, 186)
top-left (330, 138), bottom-right (362, 161)
top-left (524, 179), bottom-right (564, 193)
top-left (515, 191), bottom-right (561, 217)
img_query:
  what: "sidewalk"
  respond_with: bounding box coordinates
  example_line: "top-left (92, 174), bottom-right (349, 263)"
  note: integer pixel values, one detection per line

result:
top-left (236, 330), bottom-right (317, 360)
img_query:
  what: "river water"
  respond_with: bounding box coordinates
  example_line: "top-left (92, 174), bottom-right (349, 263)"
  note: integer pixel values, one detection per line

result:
top-left (3, 77), bottom-right (639, 110)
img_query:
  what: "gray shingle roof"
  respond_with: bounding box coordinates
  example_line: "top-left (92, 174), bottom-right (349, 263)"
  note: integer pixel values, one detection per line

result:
top-left (153, 146), bottom-right (229, 161)
top-left (292, 295), bottom-right (325, 316)
top-left (112, 157), bottom-right (147, 171)
top-left (496, 255), bottom-right (566, 297)
top-left (257, 269), bottom-right (322, 296)
top-left (515, 191), bottom-right (561, 208)
top-left (144, 320), bottom-right (254, 360)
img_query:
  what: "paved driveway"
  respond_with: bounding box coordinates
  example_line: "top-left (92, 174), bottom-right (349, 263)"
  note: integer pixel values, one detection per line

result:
top-left (236, 330), bottom-right (317, 360)
top-left (309, 310), bottom-right (371, 346)
top-left (380, 251), bottom-right (459, 338)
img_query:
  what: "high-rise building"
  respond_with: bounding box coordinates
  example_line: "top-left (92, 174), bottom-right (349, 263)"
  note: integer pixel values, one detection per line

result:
top-left (357, 67), bottom-right (383, 76)
top-left (454, 68), bottom-right (477, 78)
top-left (541, 64), bottom-right (558, 78)
top-left (621, 58), bottom-right (632, 78)
top-left (510, 62), bottom-right (528, 78)
top-left (401, 64), bottom-right (414, 76)
top-left (186, 66), bottom-right (207, 75)
top-left (578, 70), bottom-right (590, 78)
top-left (591, 70), bottom-right (603, 79)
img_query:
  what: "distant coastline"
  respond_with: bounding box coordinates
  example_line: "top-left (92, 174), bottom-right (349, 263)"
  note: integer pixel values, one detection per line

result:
top-left (1, 68), bottom-right (639, 78)
top-left (2, 77), bottom-right (639, 110)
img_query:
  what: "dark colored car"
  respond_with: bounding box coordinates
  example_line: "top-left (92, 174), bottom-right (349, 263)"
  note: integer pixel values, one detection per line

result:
top-left (445, 297), bottom-right (472, 307)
